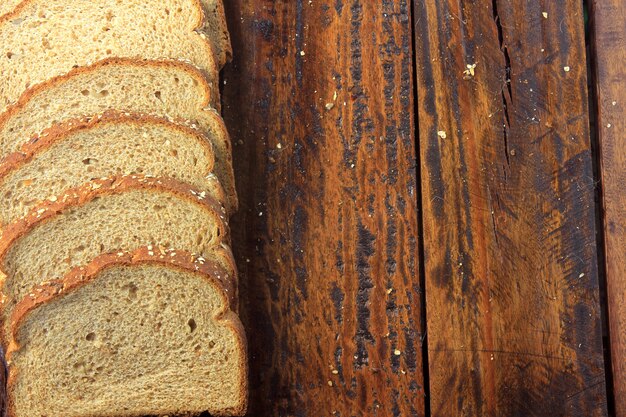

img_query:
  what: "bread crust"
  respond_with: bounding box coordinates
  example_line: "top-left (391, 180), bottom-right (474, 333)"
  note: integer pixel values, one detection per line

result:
top-left (6, 246), bottom-right (248, 417)
top-left (0, 175), bottom-right (233, 357)
top-left (0, 0), bottom-right (220, 111)
top-left (0, 175), bottom-right (229, 260)
top-left (0, 58), bottom-right (214, 138)
top-left (204, 0), bottom-right (233, 66)
top-left (2, 0), bottom-right (206, 27)
top-left (0, 110), bottom-right (231, 223)
top-left (0, 110), bottom-right (216, 180)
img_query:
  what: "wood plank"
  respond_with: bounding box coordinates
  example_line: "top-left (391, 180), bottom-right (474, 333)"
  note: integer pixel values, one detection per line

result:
top-left (221, 1), bottom-right (425, 415)
top-left (589, 0), bottom-right (626, 414)
top-left (413, 0), bottom-right (608, 415)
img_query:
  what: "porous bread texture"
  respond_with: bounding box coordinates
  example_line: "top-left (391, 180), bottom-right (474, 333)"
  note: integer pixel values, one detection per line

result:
top-left (7, 248), bottom-right (247, 417)
top-left (0, 58), bottom-right (237, 212)
top-left (0, 0), bottom-right (231, 68)
top-left (0, 0), bottom-right (218, 114)
top-left (0, 111), bottom-right (227, 227)
top-left (0, 176), bottom-right (232, 344)
top-left (200, 0), bottom-right (232, 67)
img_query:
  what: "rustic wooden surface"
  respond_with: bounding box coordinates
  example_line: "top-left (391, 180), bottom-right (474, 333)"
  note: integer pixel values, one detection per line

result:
top-left (0, 0), bottom-right (619, 416)
top-left (413, 0), bottom-right (608, 416)
top-left (590, 0), bottom-right (626, 414)
top-left (222, 1), bottom-right (426, 415)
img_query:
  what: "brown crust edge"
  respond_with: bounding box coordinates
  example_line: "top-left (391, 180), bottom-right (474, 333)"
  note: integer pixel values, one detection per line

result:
top-left (0, 57), bottom-right (238, 212)
top-left (6, 247), bottom-right (247, 416)
top-left (0, 110), bottom-right (216, 181)
top-left (0, 175), bottom-right (229, 260)
top-left (204, 0), bottom-right (233, 67)
top-left (0, 0), bottom-right (220, 110)
top-left (0, 58), bottom-right (212, 133)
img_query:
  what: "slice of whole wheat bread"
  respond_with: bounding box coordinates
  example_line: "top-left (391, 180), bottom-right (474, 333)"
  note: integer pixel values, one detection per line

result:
top-left (0, 0), bottom-right (218, 114)
top-left (0, 0), bottom-right (231, 68)
top-left (0, 111), bottom-right (227, 227)
top-left (6, 247), bottom-right (247, 417)
top-left (0, 58), bottom-right (237, 212)
top-left (0, 175), bottom-right (233, 345)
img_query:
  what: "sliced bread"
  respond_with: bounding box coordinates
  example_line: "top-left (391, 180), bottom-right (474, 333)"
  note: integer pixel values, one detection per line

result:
top-left (0, 58), bottom-right (237, 212)
top-left (0, 0), bottom-right (218, 113)
top-left (0, 111), bottom-right (227, 227)
top-left (200, 0), bottom-right (232, 67)
top-left (0, 175), bottom-right (233, 344)
top-left (0, 0), bottom-right (231, 68)
top-left (6, 247), bottom-right (247, 417)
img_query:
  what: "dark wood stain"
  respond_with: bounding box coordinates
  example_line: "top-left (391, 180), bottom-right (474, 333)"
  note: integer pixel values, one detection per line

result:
top-left (223, 0), bottom-right (425, 415)
top-left (413, 0), bottom-right (608, 416)
top-left (0, 0), bottom-right (612, 416)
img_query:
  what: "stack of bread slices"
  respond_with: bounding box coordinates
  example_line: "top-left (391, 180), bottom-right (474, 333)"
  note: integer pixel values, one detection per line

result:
top-left (0, 1), bottom-right (247, 416)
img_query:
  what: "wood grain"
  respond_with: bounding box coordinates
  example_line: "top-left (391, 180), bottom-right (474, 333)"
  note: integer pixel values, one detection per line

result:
top-left (222, 1), bottom-right (425, 415)
top-left (589, 0), bottom-right (626, 414)
top-left (413, 0), bottom-right (608, 415)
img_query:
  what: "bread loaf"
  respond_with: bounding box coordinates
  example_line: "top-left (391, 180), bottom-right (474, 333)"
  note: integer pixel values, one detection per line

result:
top-left (0, 0), bottom-right (246, 414)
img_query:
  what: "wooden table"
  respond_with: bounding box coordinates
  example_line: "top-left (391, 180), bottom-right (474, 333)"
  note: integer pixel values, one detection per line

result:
top-left (222, 0), bottom-right (624, 415)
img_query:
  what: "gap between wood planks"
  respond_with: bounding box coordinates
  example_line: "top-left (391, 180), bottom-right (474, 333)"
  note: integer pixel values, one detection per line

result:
top-left (409, 0), bottom-right (432, 415)
top-left (585, 0), bottom-right (617, 413)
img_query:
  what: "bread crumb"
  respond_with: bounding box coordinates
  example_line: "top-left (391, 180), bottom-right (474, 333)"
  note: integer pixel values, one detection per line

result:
top-left (437, 130), bottom-right (447, 139)
top-left (394, 349), bottom-right (401, 356)
top-left (542, 12), bottom-right (548, 18)
top-left (463, 63), bottom-right (477, 77)
top-left (563, 66), bottom-right (570, 72)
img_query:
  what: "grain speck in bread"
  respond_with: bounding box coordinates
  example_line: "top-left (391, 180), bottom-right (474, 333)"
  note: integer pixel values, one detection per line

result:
top-left (6, 247), bottom-right (247, 417)
top-left (0, 0), bottom-right (218, 113)
top-left (0, 111), bottom-right (227, 227)
top-left (0, 175), bottom-right (233, 344)
top-left (0, 58), bottom-right (237, 212)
